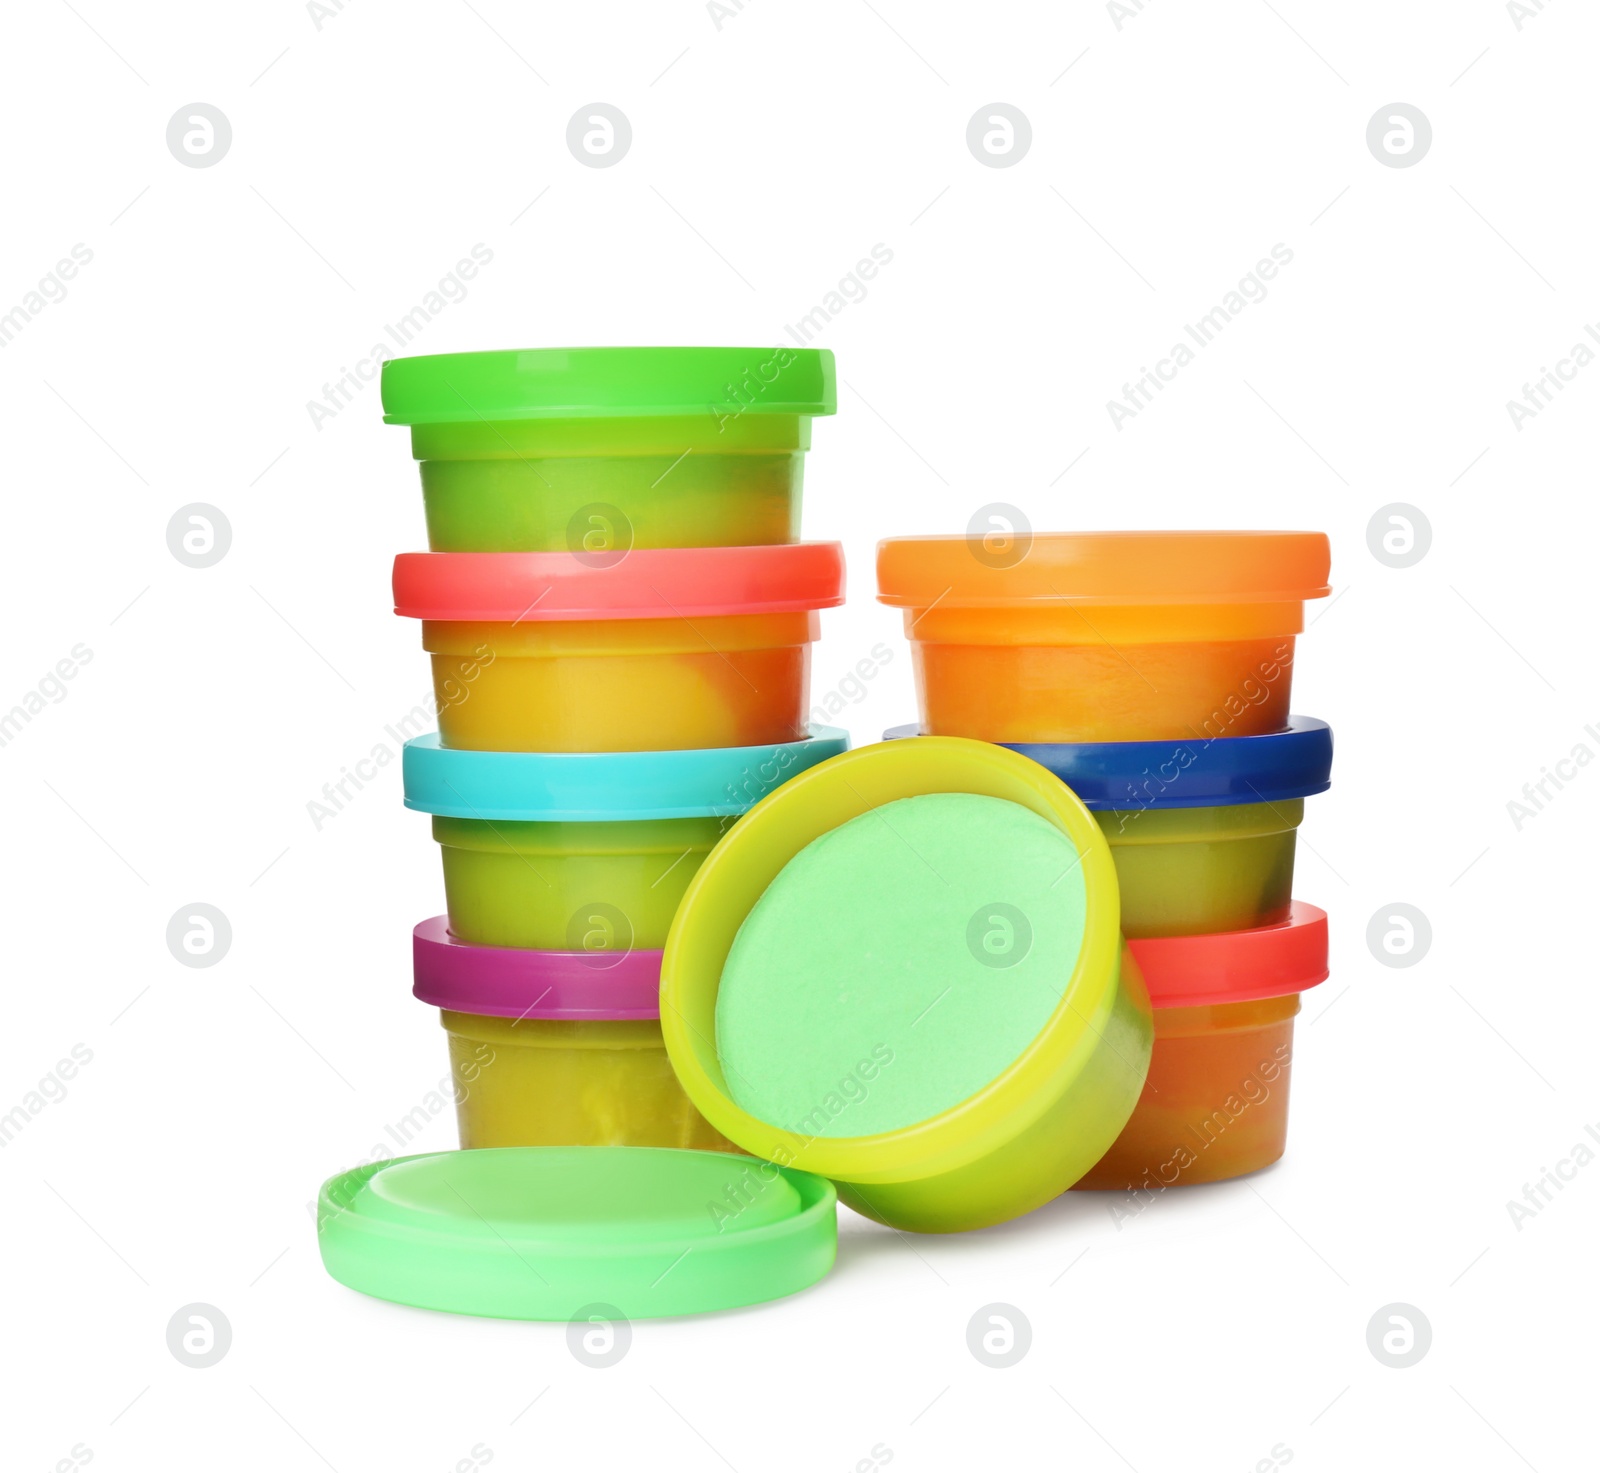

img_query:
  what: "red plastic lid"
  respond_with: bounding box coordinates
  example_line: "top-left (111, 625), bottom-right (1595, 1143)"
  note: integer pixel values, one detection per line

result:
top-left (1127, 902), bottom-right (1328, 1009)
top-left (412, 917), bottom-right (661, 1020)
top-left (393, 543), bottom-right (846, 622)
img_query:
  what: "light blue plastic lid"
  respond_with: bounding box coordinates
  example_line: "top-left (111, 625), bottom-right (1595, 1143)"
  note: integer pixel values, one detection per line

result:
top-left (403, 728), bottom-right (850, 821)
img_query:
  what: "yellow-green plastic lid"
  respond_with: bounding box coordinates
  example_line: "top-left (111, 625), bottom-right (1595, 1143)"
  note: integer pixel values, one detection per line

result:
top-left (660, 738), bottom-right (1151, 1233)
top-left (316, 1147), bottom-right (835, 1320)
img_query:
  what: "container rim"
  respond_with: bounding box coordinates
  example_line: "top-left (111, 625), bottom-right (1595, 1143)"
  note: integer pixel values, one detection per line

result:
top-left (876, 530), bottom-right (1331, 608)
top-left (402, 727), bottom-right (849, 821)
top-left (659, 737), bottom-right (1136, 1185)
top-left (412, 918), bottom-right (663, 1019)
top-left (1128, 901), bottom-right (1329, 1009)
top-left (394, 542), bottom-right (845, 622)
top-left (380, 346), bottom-right (837, 425)
top-left (884, 717), bottom-right (1332, 810)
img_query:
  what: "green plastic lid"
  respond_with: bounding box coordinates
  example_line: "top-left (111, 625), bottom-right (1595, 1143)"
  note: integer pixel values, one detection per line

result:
top-left (317, 1147), bottom-right (836, 1320)
top-left (380, 347), bottom-right (837, 425)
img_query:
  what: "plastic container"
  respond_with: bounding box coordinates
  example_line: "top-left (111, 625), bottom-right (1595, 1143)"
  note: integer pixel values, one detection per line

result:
top-left (661, 737), bottom-right (1152, 1234)
top-left (317, 1146), bottom-right (836, 1320)
top-left (412, 917), bottom-right (736, 1152)
top-left (1075, 902), bottom-right (1327, 1190)
top-left (403, 728), bottom-right (848, 950)
top-left (886, 716), bottom-right (1332, 937)
top-left (393, 542), bottom-right (845, 752)
top-left (876, 532), bottom-right (1331, 743)
top-left (380, 347), bottom-right (836, 552)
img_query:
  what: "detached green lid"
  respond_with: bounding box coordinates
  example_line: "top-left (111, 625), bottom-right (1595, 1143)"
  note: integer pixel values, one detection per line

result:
top-left (317, 1147), bottom-right (836, 1320)
top-left (380, 347), bottom-right (837, 425)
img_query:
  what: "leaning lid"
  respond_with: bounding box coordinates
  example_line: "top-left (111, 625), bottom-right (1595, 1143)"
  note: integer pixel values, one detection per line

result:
top-left (876, 531), bottom-right (1331, 607)
top-left (317, 1146), bottom-right (837, 1320)
top-left (380, 346), bottom-right (836, 425)
top-left (403, 728), bottom-right (848, 820)
top-left (413, 918), bottom-right (662, 1019)
top-left (1128, 902), bottom-right (1329, 1008)
top-left (393, 542), bottom-right (846, 621)
top-left (660, 736), bottom-right (1149, 1233)
top-left (884, 717), bottom-right (1332, 809)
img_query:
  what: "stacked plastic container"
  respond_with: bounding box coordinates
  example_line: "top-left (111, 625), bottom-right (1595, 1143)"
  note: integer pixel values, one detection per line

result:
top-left (382, 347), bottom-right (847, 1153)
top-left (877, 531), bottom-right (1333, 1188)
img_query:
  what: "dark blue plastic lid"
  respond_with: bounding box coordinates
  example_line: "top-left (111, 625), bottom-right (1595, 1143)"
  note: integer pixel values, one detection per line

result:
top-left (882, 717), bottom-right (1332, 811)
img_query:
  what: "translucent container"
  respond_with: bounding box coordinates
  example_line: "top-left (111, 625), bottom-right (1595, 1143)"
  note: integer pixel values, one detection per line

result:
top-left (886, 717), bottom-right (1331, 938)
top-left (403, 729), bottom-right (848, 950)
top-left (1097, 803), bottom-right (1301, 937)
top-left (380, 346), bottom-right (836, 552)
top-left (413, 918), bottom-right (737, 1152)
top-left (661, 737), bottom-right (1152, 1234)
top-left (877, 532), bottom-right (1330, 743)
top-left (1076, 902), bottom-right (1327, 1189)
top-left (1013, 717), bottom-right (1330, 937)
top-left (394, 543), bottom-right (845, 752)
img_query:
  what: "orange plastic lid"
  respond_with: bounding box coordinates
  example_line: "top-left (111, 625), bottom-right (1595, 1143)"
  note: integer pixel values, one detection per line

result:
top-left (1127, 902), bottom-right (1328, 1008)
top-left (393, 542), bottom-right (845, 622)
top-left (876, 531), bottom-right (1330, 608)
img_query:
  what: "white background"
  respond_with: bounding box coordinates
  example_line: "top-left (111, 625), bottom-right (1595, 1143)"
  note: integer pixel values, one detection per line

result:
top-left (3, 2), bottom-right (1595, 1469)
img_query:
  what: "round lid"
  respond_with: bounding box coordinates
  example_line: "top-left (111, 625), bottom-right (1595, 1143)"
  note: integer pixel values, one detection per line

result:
top-left (1128, 902), bottom-right (1328, 1008)
top-left (380, 346), bottom-right (836, 424)
top-left (393, 541), bottom-right (846, 622)
top-left (876, 531), bottom-right (1331, 607)
top-left (661, 737), bottom-right (1138, 1183)
top-left (317, 1147), bottom-right (837, 1320)
top-left (403, 728), bottom-right (848, 820)
top-left (884, 717), bottom-right (1332, 809)
top-left (413, 918), bottom-right (662, 1019)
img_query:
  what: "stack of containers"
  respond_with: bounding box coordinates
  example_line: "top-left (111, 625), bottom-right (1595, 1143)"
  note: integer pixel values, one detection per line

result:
top-left (381, 347), bottom-right (847, 1153)
top-left (876, 531), bottom-right (1333, 1187)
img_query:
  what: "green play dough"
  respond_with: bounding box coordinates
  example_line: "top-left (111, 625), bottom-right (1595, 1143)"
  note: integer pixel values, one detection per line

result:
top-left (715, 793), bottom-right (1088, 1138)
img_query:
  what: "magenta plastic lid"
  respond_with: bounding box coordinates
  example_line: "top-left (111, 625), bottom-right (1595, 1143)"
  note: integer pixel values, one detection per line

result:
top-left (412, 917), bottom-right (661, 1020)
